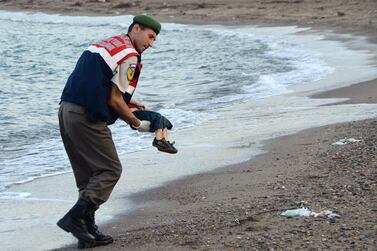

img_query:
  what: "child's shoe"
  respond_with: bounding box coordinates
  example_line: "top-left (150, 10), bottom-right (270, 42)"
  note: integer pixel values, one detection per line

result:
top-left (152, 138), bottom-right (178, 154)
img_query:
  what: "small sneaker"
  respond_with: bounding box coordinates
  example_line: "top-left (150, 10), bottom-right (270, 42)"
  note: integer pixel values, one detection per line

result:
top-left (152, 138), bottom-right (178, 154)
top-left (168, 140), bottom-right (175, 146)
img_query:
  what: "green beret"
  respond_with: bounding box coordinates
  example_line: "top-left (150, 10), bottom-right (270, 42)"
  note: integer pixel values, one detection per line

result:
top-left (133, 15), bottom-right (161, 34)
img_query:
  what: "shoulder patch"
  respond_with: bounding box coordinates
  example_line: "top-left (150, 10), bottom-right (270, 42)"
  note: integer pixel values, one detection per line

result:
top-left (127, 64), bottom-right (137, 81)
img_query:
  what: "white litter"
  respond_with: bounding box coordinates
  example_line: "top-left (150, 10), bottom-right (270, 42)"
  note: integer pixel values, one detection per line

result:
top-left (281, 207), bottom-right (340, 220)
top-left (332, 137), bottom-right (361, 145)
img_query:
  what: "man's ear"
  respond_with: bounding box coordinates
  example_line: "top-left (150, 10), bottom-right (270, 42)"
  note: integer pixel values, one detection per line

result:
top-left (133, 23), bottom-right (141, 33)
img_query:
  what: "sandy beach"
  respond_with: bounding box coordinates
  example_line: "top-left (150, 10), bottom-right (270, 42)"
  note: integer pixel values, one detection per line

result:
top-left (1, 0), bottom-right (377, 33)
top-left (63, 117), bottom-right (377, 250)
top-left (1, 0), bottom-right (377, 250)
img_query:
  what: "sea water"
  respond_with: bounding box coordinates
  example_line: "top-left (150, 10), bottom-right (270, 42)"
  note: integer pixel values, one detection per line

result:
top-left (0, 12), bottom-right (334, 193)
top-left (1, 11), bottom-right (377, 251)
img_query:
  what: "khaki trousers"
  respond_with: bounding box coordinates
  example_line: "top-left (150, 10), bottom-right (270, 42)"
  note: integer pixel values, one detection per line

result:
top-left (58, 102), bottom-right (122, 206)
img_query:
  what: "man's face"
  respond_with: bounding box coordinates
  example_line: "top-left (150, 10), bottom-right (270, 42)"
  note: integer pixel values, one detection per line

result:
top-left (132, 24), bottom-right (157, 54)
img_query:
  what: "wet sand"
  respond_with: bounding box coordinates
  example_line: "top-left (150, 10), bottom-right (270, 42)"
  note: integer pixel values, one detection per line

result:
top-left (312, 79), bottom-right (377, 105)
top-left (2, 0), bottom-right (377, 250)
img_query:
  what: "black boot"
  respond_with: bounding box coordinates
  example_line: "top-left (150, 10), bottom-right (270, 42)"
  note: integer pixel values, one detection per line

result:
top-left (57, 199), bottom-right (96, 244)
top-left (77, 206), bottom-right (113, 249)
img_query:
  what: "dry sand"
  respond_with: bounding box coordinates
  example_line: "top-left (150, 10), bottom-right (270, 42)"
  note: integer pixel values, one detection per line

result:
top-left (2, 0), bottom-right (377, 250)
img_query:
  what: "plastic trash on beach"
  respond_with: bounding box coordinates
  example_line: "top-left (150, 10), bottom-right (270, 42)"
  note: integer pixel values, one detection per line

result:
top-left (332, 137), bottom-right (361, 145)
top-left (281, 207), bottom-right (312, 217)
top-left (281, 206), bottom-right (340, 220)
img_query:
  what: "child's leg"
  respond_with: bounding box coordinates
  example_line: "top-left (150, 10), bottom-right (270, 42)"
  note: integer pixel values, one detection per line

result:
top-left (162, 128), bottom-right (168, 140)
top-left (133, 110), bottom-right (177, 153)
top-left (155, 128), bottom-right (164, 140)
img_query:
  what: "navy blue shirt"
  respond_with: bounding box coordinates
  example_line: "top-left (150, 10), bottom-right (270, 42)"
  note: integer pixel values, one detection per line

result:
top-left (61, 51), bottom-right (118, 125)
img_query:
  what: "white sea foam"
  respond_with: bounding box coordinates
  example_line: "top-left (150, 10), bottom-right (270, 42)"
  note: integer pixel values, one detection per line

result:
top-left (0, 192), bottom-right (31, 200)
top-left (158, 108), bottom-right (219, 128)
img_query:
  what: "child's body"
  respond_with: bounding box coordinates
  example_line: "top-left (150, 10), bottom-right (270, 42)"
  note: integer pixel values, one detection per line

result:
top-left (130, 106), bottom-right (177, 154)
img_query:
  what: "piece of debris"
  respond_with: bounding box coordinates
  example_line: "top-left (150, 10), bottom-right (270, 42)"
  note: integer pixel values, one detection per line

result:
top-left (337, 11), bottom-right (345, 16)
top-left (332, 137), bottom-right (361, 145)
top-left (281, 206), bottom-right (340, 221)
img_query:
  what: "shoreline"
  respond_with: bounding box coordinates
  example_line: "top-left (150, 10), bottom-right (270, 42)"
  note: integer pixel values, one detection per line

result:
top-left (53, 117), bottom-right (377, 251)
top-left (95, 117), bottom-right (377, 250)
top-left (311, 79), bottom-right (377, 105)
top-left (0, 0), bottom-right (376, 30)
top-left (1, 0), bottom-right (376, 42)
top-left (1, 1), bottom-right (377, 250)
top-left (51, 35), bottom-right (377, 250)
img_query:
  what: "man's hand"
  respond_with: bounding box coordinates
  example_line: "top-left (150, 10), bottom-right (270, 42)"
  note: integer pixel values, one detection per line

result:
top-left (134, 120), bottom-right (151, 132)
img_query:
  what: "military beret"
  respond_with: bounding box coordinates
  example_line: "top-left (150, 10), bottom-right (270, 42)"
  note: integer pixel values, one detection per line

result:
top-left (133, 15), bottom-right (161, 34)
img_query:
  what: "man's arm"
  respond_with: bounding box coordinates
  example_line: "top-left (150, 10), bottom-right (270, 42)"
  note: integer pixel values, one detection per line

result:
top-left (109, 56), bottom-right (150, 131)
top-left (108, 84), bottom-right (141, 127)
